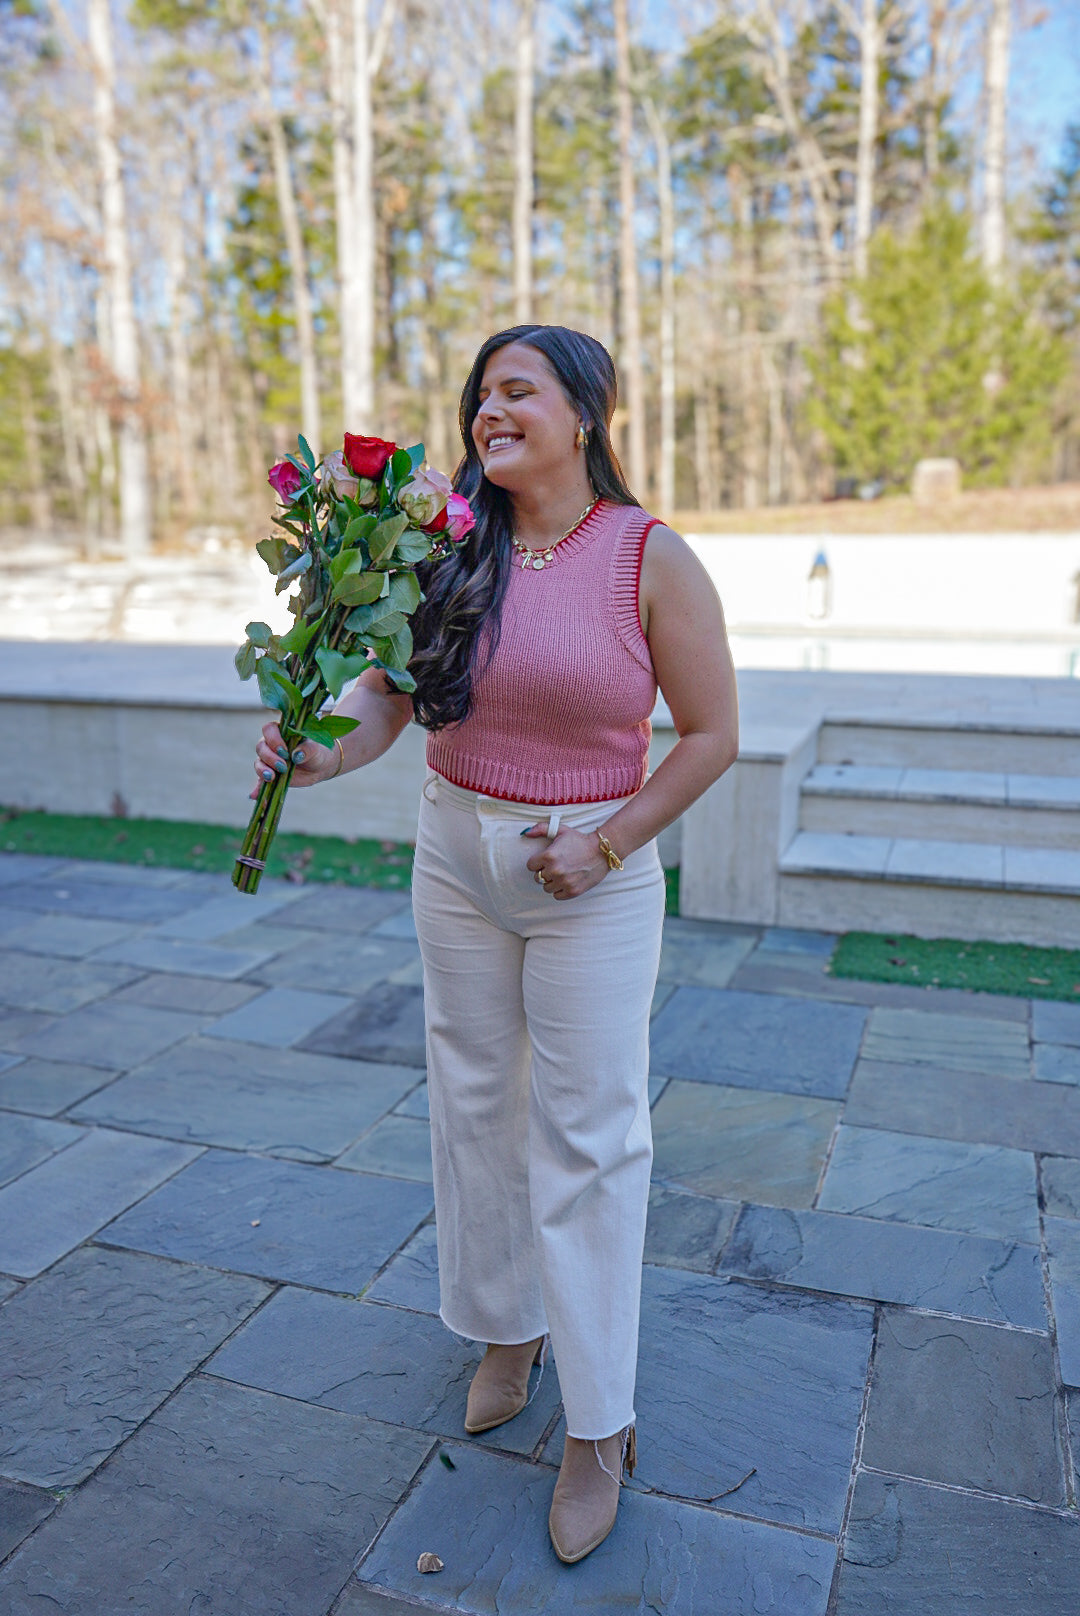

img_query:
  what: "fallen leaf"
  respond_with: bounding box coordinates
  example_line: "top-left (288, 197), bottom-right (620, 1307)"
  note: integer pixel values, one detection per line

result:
top-left (1029, 977), bottom-right (1051, 986)
top-left (438, 1450), bottom-right (456, 1470)
top-left (417, 1553), bottom-right (444, 1574)
top-left (888, 957), bottom-right (906, 966)
top-left (250, 1219), bottom-right (261, 1227)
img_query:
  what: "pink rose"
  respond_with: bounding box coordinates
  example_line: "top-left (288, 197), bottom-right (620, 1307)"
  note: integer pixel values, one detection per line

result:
top-left (268, 460), bottom-right (304, 502)
top-left (444, 492), bottom-right (474, 542)
top-left (399, 465), bottom-right (452, 529)
top-left (318, 449), bottom-right (359, 502)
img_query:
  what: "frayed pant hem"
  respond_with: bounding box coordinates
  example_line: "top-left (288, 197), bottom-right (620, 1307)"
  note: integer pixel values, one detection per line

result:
top-left (438, 1308), bottom-right (549, 1349)
top-left (564, 1414), bottom-right (636, 1443)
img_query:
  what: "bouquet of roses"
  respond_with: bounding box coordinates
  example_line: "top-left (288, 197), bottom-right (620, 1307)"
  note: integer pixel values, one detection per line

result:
top-left (232, 431), bottom-right (473, 893)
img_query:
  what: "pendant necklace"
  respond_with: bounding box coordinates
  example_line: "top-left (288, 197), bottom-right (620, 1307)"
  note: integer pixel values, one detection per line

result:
top-left (510, 497), bottom-right (599, 570)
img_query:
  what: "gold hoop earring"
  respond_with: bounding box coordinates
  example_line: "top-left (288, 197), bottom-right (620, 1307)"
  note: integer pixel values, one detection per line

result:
top-left (576, 424), bottom-right (588, 451)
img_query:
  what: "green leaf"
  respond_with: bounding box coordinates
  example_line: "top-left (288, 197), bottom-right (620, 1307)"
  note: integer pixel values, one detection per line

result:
top-left (245, 621), bottom-right (273, 648)
top-left (300, 671), bottom-right (321, 697)
top-left (406, 443), bottom-right (425, 470)
top-left (389, 447), bottom-right (413, 482)
top-left (386, 570), bottom-right (422, 614)
top-left (297, 434), bottom-right (316, 471)
top-left (275, 551), bottom-right (314, 594)
top-left (360, 610), bottom-right (408, 639)
top-left (297, 717), bottom-right (337, 749)
top-left (329, 547), bottom-right (365, 584)
top-left (256, 658), bottom-right (302, 713)
top-left (332, 569), bottom-right (386, 607)
top-left (298, 712), bottom-right (361, 747)
top-left (256, 537), bottom-right (301, 576)
top-left (369, 623), bottom-right (413, 672)
top-left (342, 599), bottom-right (384, 632)
top-left (369, 512), bottom-right (410, 566)
top-left (318, 714), bottom-right (361, 737)
top-left (381, 665), bottom-right (417, 694)
top-left (393, 530), bottom-right (433, 564)
top-left (343, 513), bottom-right (377, 545)
top-left (277, 618), bottom-right (319, 656)
top-left (234, 641), bottom-right (257, 680)
top-left (314, 647), bottom-right (372, 699)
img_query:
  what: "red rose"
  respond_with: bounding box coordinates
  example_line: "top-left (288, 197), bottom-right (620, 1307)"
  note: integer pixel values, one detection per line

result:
top-left (423, 505), bottom-right (449, 533)
top-left (268, 460), bottom-right (304, 502)
top-left (343, 434), bottom-right (397, 479)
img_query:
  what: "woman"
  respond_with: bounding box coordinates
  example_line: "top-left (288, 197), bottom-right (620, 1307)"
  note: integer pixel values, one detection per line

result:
top-left (253, 325), bottom-right (738, 1563)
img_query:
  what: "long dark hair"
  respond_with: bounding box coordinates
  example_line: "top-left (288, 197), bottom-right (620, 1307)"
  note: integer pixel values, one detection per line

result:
top-left (409, 325), bottom-right (639, 731)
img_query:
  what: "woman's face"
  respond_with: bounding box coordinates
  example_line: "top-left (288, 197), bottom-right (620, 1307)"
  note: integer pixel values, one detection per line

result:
top-left (471, 342), bottom-right (581, 491)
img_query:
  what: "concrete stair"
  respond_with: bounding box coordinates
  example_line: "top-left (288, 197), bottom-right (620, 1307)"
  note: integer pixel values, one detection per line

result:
top-left (778, 720), bottom-right (1080, 946)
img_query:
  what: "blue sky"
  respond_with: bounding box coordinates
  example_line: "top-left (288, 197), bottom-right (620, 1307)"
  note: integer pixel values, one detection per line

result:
top-left (1012, 5), bottom-right (1080, 172)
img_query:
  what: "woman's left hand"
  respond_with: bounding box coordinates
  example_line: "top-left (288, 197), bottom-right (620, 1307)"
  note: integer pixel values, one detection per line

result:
top-left (523, 823), bottom-right (609, 900)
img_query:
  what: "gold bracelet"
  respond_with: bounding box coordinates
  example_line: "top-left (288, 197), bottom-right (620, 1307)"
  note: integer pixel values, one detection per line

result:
top-left (328, 737), bottom-right (346, 779)
top-left (596, 829), bottom-right (624, 871)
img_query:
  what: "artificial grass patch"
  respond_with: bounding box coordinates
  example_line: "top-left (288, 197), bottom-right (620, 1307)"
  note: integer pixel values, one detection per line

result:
top-left (0, 806), bottom-right (682, 912)
top-left (0, 807), bottom-right (414, 889)
top-left (831, 930), bottom-right (1080, 1002)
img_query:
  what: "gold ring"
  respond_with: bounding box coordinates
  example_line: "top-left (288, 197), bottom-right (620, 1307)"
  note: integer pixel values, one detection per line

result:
top-left (535, 870), bottom-right (544, 885)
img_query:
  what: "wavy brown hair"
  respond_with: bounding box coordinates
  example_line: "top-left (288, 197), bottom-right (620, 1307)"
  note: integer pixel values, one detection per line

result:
top-left (409, 325), bottom-right (639, 731)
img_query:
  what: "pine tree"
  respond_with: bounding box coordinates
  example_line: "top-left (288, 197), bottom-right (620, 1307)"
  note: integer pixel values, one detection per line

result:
top-left (808, 205), bottom-right (1067, 487)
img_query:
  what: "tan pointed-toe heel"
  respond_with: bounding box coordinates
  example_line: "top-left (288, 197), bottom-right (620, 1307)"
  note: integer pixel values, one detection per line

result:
top-left (549, 1425), bottom-right (636, 1564)
top-left (464, 1336), bottom-right (546, 1434)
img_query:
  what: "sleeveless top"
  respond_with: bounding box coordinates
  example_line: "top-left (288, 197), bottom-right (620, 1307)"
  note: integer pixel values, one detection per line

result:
top-left (426, 500), bottom-right (661, 804)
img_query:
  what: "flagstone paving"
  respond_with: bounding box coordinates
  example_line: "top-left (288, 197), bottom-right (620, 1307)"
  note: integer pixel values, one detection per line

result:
top-left (0, 850), bottom-right (1078, 1614)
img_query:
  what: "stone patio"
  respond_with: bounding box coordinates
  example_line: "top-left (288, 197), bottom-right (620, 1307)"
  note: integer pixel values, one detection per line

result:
top-left (0, 852), bottom-right (1078, 1613)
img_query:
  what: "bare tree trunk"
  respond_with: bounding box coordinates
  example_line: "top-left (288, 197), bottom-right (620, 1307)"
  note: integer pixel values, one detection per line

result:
top-left (513, 0), bottom-right (535, 323)
top-left (924, 0), bottom-right (945, 185)
top-left (644, 96), bottom-right (675, 512)
top-left (348, 0), bottom-right (375, 424)
top-left (762, 346), bottom-right (784, 504)
top-left (693, 375), bottom-right (719, 511)
top-left (43, 250), bottom-right (89, 521)
top-left (852, 0), bottom-right (879, 279)
top-left (731, 164), bottom-right (761, 509)
top-left (982, 0), bottom-right (1010, 281)
top-left (87, 0), bottom-right (151, 556)
top-left (161, 163), bottom-right (197, 527)
top-left (613, 0), bottom-right (646, 495)
top-left (16, 362), bottom-right (52, 530)
top-left (747, 1), bottom-right (839, 280)
top-left (257, 30), bottom-right (322, 454)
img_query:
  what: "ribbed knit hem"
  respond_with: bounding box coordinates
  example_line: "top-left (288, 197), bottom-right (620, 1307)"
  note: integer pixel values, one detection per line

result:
top-left (425, 743), bottom-right (649, 806)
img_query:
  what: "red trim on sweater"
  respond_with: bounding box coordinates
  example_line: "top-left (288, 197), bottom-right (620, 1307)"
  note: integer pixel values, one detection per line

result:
top-left (634, 517), bottom-right (662, 643)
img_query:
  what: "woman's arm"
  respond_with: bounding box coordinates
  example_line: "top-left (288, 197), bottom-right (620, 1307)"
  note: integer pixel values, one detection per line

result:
top-left (251, 665), bottom-right (414, 797)
top-left (524, 525), bottom-right (738, 896)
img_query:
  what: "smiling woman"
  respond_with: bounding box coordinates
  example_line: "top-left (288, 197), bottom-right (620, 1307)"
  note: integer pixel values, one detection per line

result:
top-left (251, 323), bottom-right (739, 1567)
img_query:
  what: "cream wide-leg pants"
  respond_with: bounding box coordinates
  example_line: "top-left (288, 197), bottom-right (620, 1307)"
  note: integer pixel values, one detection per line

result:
top-left (411, 773), bottom-right (666, 1440)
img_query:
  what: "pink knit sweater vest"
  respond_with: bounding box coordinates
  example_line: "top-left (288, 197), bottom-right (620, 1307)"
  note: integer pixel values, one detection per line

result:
top-left (426, 500), bottom-right (661, 804)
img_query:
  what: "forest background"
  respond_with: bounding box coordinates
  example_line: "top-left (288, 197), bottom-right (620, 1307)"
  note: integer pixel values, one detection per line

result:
top-left (2, 0), bottom-right (1080, 561)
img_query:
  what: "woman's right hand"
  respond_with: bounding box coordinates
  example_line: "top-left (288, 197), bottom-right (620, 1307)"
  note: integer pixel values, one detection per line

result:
top-left (250, 719), bottom-right (337, 799)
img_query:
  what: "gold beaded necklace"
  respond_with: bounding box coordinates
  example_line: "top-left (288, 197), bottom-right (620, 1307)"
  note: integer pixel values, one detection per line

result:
top-left (510, 497), bottom-right (600, 571)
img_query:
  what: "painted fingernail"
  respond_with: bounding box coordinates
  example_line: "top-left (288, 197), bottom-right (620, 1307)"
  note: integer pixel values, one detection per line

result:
top-left (292, 750), bottom-right (305, 763)
top-left (519, 825), bottom-right (534, 837)
top-left (274, 760), bottom-right (287, 772)
top-left (262, 769), bottom-right (273, 780)
top-left (276, 747), bottom-right (288, 759)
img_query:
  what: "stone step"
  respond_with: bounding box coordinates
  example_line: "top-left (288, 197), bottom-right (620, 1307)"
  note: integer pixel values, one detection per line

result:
top-left (800, 764), bottom-right (1080, 849)
top-left (778, 832), bottom-right (1080, 948)
top-left (818, 720), bottom-right (1080, 776)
